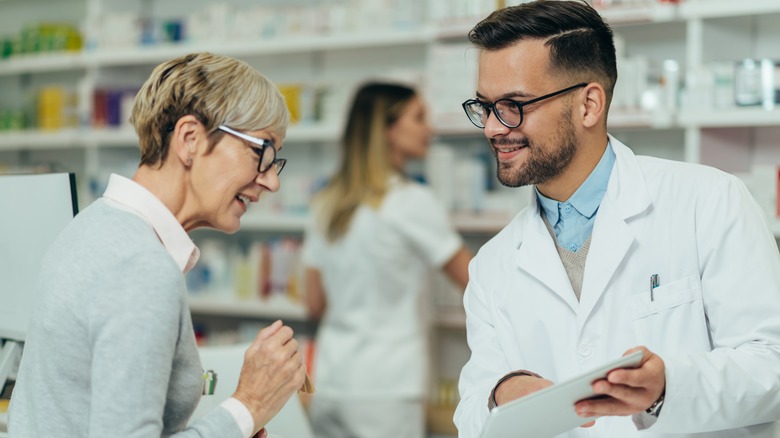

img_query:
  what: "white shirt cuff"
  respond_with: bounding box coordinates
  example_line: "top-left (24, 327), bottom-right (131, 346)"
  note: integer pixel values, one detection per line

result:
top-left (221, 397), bottom-right (256, 438)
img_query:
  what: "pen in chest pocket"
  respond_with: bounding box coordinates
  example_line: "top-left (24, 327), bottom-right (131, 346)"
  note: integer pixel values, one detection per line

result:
top-left (650, 274), bottom-right (659, 301)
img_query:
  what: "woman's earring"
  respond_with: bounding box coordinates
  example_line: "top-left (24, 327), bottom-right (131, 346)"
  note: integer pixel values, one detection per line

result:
top-left (186, 156), bottom-right (193, 167)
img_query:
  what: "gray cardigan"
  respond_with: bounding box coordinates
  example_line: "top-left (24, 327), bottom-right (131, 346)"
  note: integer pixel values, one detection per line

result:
top-left (9, 199), bottom-right (242, 437)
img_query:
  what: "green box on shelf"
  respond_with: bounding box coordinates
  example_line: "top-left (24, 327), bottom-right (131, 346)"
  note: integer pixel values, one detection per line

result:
top-left (8, 111), bottom-right (25, 130)
top-left (0, 38), bottom-right (11, 59)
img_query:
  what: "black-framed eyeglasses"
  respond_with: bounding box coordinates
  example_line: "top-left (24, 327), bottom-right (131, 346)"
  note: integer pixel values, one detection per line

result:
top-left (462, 83), bottom-right (588, 129)
top-left (218, 125), bottom-right (286, 175)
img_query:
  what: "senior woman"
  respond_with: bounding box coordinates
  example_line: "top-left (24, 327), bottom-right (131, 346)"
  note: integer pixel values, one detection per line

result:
top-left (8, 52), bottom-right (306, 438)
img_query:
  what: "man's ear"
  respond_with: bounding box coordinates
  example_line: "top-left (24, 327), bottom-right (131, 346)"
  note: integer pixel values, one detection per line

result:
top-left (171, 115), bottom-right (202, 167)
top-left (580, 83), bottom-right (607, 129)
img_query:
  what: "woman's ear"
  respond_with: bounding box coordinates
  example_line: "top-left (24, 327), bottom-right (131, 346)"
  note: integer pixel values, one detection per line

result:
top-left (171, 115), bottom-right (202, 167)
top-left (580, 83), bottom-right (607, 129)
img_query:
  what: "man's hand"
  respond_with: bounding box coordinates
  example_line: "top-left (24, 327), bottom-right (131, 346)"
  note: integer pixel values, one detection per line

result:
top-left (494, 374), bottom-right (553, 405)
top-left (495, 373), bottom-right (596, 428)
top-left (574, 346), bottom-right (666, 419)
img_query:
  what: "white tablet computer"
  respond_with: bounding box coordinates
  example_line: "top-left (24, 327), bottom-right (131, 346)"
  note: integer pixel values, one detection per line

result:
top-left (479, 350), bottom-right (644, 438)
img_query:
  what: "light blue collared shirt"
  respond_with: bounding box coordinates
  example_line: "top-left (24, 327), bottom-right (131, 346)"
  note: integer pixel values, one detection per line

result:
top-left (536, 142), bottom-right (615, 252)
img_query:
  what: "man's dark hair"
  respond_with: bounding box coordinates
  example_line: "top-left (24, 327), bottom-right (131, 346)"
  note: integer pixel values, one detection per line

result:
top-left (468, 0), bottom-right (617, 105)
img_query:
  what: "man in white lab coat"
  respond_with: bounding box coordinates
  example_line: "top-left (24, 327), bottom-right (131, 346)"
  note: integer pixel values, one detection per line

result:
top-left (455, 1), bottom-right (780, 437)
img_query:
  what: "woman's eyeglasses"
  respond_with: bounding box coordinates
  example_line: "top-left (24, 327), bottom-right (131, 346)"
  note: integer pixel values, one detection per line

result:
top-left (218, 125), bottom-right (286, 175)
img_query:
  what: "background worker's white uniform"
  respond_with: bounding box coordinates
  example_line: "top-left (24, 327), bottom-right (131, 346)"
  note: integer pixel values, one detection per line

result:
top-left (455, 137), bottom-right (780, 438)
top-left (303, 175), bottom-right (463, 438)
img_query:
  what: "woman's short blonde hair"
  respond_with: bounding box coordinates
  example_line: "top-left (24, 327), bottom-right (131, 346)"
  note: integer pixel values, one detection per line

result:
top-left (130, 52), bottom-right (289, 166)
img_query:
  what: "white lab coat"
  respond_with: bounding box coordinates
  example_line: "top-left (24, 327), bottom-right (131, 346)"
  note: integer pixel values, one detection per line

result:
top-left (303, 176), bottom-right (462, 399)
top-left (455, 136), bottom-right (780, 438)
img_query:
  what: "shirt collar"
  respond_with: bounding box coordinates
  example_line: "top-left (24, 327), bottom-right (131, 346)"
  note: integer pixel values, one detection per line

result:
top-left (102, 174), bottom-right (199, 273)
top-left (536, 140), bottom-right (616, 221)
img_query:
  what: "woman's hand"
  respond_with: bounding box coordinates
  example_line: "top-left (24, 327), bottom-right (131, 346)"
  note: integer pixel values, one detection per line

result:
top-left (232, 320), bottom-right (307, 433)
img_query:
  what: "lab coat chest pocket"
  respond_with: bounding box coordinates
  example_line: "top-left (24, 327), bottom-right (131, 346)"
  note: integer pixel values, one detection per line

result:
top-left (628, 275), bottom-right (711, 354)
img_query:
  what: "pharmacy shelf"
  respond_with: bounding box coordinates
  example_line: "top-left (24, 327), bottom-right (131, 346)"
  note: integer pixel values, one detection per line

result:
top-left (431, 2), bottom-right (680, 39)
top-left (433, 117), bottom-right (481, 137)
top-left (450, 211), bottom-right (512, 234)
top-left (0, 123), bottom-right (342, 151)
top-left (0, 114), bottom-right (682, 151)
top-left (0, 129), bottom-right (87, 150)
top-left (88, 123), bottom-right (342, 145)
top-left (240, 213), bottom-right (308, 232)
top-left (0, 29), bottom-right (430, 75)
top-left (87, 128), bottom-right (137, 146)
top-left (609, 110), bottom-right (675, 129)
top-left (188, 295), bottom-right (307, 321)
top-left (436, 308), bottom-right (467, 330)
top-left (678, 108), bottom-right (780, 128)
top-left (238, 211), bottom-right (510, 234)
top-left (679, 0), bottom-right (780, 19)
top-left (89, 30), bottom-right (431, 67)
top-left (430, 21), bottom-right (476, 41)
top-left (597, 2), bottom-right (678, 25)
top-left (433, 109), bottom-right (675, 137)
top-left (0, 4), bottom-right (695, 77)
top-left (228, 209), bottom-right (775, 239)
top-left (285, 123), bottom-right (342, 143)
top-left (0, 51), bottom-right (84, 76)
top-left (189, 295), bottom-right (467, 328)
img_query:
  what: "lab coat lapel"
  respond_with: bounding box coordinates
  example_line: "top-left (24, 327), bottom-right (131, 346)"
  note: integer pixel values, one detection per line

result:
top-left (578, 136), bottom-right (652, 324)
top-left (515, 202), bottom-right (579, 312)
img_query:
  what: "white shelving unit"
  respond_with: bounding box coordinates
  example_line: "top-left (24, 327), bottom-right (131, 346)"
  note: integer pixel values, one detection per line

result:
top-left (678, 108), bottom-right (780, 128)
top-left (679, 0), bottom-right (780, 19)
top-left (188, 295), bottom-right (308, 321)
top-left (188, 295), bottom-right (471, 329)
top-left (598, 1), bottom-right (677, 24)
top-left (238, 211), bottom-right (510, 234)
top-left (0, 31), bottom-right (431, 77)
top-left (2, 2), bottom-right (779, 435)
top-left (0, 51), bottom-right (85, 76)
top-left (0, 123), bottom-right (344, 150)
top-left (2, 1), bottom-right (775, 157)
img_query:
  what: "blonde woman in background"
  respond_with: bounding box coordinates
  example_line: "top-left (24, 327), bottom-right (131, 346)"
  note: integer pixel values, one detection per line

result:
top-left (10, 52), bottom-right (306, 438)
top-left (302, 82), bottom-right (472, 438)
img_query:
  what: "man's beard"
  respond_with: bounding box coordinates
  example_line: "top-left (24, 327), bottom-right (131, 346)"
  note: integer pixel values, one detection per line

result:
top-left (492, 109), bottom-right (578, 188)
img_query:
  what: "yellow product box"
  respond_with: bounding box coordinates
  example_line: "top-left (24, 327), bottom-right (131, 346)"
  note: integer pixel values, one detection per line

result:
top-left (277, 84), bottom-right (302, 124)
